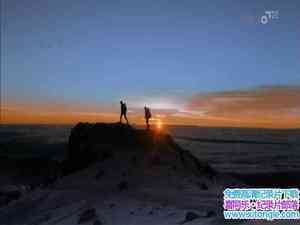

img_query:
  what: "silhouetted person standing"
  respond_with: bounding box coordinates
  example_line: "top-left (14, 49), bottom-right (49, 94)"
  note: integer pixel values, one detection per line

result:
top-left (144, 106), bottom-right (152, 129)
top-left (120, 101), bottom-right (129, 124)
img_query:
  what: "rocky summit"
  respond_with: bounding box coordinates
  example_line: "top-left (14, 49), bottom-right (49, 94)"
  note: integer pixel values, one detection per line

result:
top-left (0, 123), bottom-right (242, 225)
top-left (63, 122), bottom-right (216, 178)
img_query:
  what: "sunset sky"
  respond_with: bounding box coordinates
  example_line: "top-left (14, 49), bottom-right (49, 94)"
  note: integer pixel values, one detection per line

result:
top-left (1, 0), bottom-right (300, 128)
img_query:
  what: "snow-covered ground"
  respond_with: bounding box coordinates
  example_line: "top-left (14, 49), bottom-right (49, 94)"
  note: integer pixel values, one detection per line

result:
top-left (0, 125), bottom-right (299, 225)
top-left (1, 157), bottom-right (298, 225)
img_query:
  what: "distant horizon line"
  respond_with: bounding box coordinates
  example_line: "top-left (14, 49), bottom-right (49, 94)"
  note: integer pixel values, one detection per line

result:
top-left (1, 122), bottom-right (299, 130)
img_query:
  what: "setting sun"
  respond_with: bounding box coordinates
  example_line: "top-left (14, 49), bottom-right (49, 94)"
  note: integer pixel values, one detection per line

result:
top-left (156, 120), bottom-right (163, 130)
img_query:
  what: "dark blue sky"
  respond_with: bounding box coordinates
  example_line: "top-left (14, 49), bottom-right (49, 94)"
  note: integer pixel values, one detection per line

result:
top-left (2, 0), bottom-right (300, 106)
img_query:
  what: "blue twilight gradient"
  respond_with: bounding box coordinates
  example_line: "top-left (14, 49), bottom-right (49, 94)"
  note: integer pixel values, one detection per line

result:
top-left (1, 0), bottom-right (300, 105)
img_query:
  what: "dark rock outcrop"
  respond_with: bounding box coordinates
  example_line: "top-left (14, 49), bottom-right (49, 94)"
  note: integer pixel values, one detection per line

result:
top-left (118, 180), bottom-right (128, 191)
top-left (180, 210), bottom-right (216, 224)
top-left (0, 190), bottom-right (21, 207)
top-left (63, 122), bottom-right (216, 178)
top-left (182, 211), bottom-right (200, 223)
top-left (63, 123), bottom-right (154, 174)
top-left (93, 219), bottom-right (103, 225)
top-left (78, 208), bottom-right (97, 224)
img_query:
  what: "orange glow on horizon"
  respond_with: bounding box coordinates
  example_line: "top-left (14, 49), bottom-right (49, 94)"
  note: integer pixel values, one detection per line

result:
top-left (2, 85), bottom-right (300, 129)
top-left (1, 108), bottom-right (299, 129)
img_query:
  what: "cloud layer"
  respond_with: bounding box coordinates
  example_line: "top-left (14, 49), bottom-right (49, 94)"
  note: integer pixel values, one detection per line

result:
top-left (183, 86), bottom-right (300, 127)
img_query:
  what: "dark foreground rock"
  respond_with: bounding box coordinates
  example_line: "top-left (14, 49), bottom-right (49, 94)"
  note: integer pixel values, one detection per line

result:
top-left (78, 208), bottom-right (97, 224)
top-left (0, 189), bottom-right (21, 207)
top-left (182, 211), bottom-right (200, 223)
top-left (63, 122), bottom-right (216, 178)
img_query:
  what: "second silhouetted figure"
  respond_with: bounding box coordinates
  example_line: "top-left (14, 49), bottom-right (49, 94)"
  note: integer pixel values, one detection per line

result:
top-left (120, 100), bottom-right (129, 124)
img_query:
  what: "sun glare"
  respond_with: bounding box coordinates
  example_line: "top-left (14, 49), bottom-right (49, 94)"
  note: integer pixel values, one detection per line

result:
top-left (156, 120), bottom-right (163, 130)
